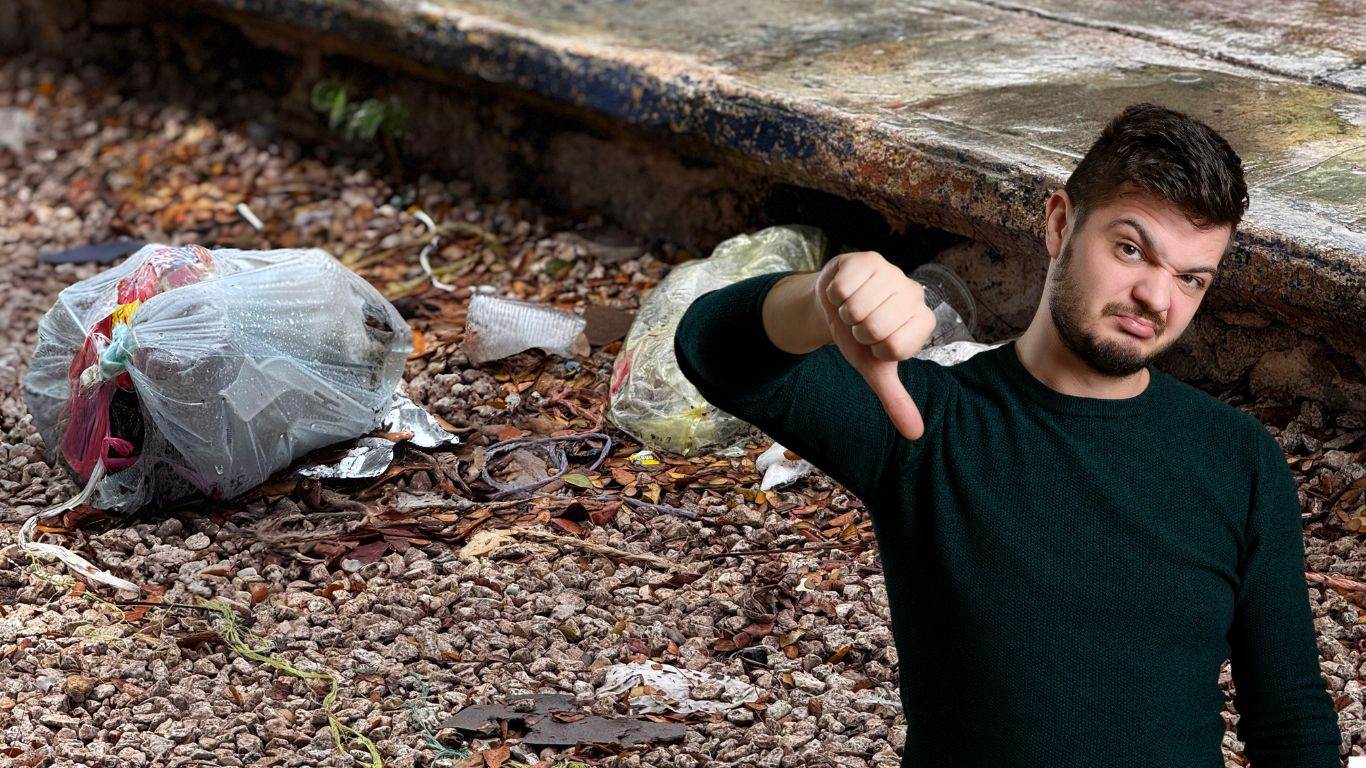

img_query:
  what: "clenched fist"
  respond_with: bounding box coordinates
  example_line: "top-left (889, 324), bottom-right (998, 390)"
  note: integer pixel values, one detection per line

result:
top-left (813, 251), bottom-right (937, 441)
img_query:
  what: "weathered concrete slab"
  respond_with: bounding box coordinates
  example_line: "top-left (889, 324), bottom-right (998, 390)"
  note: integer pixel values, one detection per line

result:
top-left (973, 0), bottom-right (1366, 94)
top-left (181, 0), bottom-right (1365, 349)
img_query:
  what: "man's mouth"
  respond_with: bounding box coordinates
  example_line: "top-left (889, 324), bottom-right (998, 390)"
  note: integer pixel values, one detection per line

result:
top-left (1114, 313), bottom-right (1156, 339)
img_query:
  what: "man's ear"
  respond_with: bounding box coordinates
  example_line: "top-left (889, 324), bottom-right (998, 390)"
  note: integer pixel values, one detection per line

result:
top-left (1044, 189), bottom-right (1073, 261)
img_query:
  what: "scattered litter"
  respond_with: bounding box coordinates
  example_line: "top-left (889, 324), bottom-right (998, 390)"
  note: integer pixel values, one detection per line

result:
top-left (852, 693), bottom-right (903, 714)
top-left (914, 338), bottom-right (1009, 366)
top-left (296, 437), bottom-right (397, 480)
top-left (16, 461), bottom-right (139, 592)
top-left (22, 243), bottom-right (411, 515)
top-left (413, 209), bottom-right (456, 292)
top-left (297, 389), bottom-right (460, 479)
top-left (627, 449), bottom-right (660, 468)
top-left (755, 442), bottom-right (814, 491)
top-left (235, 202), bottom-right (264, 230)
top-left (464, 293), bottom-right (589, 365)
top-left (384, 389), bottom-right (462, 449)
top-left (749, 337), bottom-right (1005, 492)
top-left (39, 239), bottom-right (147, 265)
top-left (0, 107), bottom-right (35, 152)
top-left (598, 661), bottom-right (761, 715)
top-left (607, 224), bottom-right (825, 456)
top-left (442, 692), bottom-right (685, 748)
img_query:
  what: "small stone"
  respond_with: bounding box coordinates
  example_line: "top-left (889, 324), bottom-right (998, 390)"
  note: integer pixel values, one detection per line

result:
top-left (40, 712), bottom-right (80, 730)
top-left (725, 706), bottom-right (755, 725)
top-left (184, 532), bottom-right (210, 551)
top-left (64, 674), bottom-right (94, 701)
top-left (791, 672), bottom-right (828, 694)
top-left (1322, 450), bottom-right (1352, 470)
top-left (155, 517), bottom-right (184, 539)
top-left (559, 618), bottom-right (581, 642)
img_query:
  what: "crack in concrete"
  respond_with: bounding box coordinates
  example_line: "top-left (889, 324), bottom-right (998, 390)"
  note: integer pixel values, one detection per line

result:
top-left (963, 0), bottom-right (1363, 96)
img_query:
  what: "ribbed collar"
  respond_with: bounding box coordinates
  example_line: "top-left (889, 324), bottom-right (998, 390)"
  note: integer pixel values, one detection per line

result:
top-left (989, 337), bottom-right (1162, 418)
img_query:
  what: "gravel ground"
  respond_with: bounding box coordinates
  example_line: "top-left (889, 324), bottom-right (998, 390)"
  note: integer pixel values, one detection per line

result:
top-left (0, 55), bottom-right (1362, 768)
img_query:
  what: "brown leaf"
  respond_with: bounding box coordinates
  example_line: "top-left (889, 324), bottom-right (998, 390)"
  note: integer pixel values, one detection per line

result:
top-left (588, 499), bottom-right (623, 526)
top-left (493, 425), bottom-right (524, 441)
top-left (176, 631), bottom-right (222, 650)
top-left (549, 517), bottom-right (584, 536)
top-left (349, 540), bottom-right (389, 564)
top-left (483, 744), bottom-right (510, 768)
top-left (732, 621), bottom-right (774, 650)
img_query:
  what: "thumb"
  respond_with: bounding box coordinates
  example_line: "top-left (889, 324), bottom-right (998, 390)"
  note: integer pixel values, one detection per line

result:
top-left (862, 359), bottom-right (925, 441)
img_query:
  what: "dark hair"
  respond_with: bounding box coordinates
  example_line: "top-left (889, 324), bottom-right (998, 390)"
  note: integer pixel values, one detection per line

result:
top-left (1065, 103), bottom-right (1248, 231)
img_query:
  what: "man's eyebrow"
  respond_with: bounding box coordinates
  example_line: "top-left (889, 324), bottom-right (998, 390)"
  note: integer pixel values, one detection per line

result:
top-left (1111, 217), bottom-right (1220, 276)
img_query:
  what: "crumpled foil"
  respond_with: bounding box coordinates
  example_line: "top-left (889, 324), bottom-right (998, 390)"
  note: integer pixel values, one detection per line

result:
top-left (297, 389), bottom-right (460, 479)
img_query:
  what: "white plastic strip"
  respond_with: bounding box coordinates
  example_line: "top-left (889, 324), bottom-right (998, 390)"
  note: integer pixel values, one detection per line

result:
top-left (16, 461), bottom-right (141, 593)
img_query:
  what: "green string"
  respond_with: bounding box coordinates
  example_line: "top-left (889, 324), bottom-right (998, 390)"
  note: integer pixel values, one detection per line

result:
top-left (200, 599), bottom-right (383, 767)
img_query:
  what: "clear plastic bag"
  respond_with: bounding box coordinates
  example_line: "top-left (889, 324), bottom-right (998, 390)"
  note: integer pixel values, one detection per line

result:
top-left (606, 225), bottom-right (826, 456)
top-left (23, 244), bottom-right (411, 511)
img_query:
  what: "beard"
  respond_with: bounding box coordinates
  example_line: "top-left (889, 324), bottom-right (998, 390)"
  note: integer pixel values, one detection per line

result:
top-left (1048, 237), bottom-right (1169, 377)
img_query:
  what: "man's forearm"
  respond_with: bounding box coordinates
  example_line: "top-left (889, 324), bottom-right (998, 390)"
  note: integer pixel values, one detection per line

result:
top-left (762, 271), bottom-right (832, 354)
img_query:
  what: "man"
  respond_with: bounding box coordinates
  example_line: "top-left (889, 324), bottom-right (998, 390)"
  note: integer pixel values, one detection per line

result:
top-left (673, 103), bottom-right (1343, 767)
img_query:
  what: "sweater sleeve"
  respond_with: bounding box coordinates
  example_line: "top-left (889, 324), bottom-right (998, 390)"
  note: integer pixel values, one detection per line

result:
top-left (672, 269), bottom-right (951, 503)
top-left (1227, 427), bottom-right (1343, 767)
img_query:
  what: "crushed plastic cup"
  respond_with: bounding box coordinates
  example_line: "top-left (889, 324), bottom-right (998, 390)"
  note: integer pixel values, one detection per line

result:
top-left (463, 293), bottom-right (589, 365)
top-left (912, 262), bottom-right (978, 347)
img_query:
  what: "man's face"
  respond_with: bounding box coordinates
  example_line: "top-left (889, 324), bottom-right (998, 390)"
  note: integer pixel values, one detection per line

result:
top-left (1046, 189), bottom-right (1231, 377)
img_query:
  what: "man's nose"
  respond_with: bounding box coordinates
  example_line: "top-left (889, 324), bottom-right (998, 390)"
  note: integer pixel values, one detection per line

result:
top-left (1131, 267), bottom-right (1170, 320)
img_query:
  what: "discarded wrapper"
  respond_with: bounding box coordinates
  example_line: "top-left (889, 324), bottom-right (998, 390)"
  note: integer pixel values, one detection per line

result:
top-left (297, 389), bottom-right (460, 479)
top-left (598, 661), bottom-right (760, 715)
top-left (463, 291), bottom-right (589, 365)
top-left (627, 448), bottom-right (661, 468)
top-left (756, 441), bottom-right (814, 491)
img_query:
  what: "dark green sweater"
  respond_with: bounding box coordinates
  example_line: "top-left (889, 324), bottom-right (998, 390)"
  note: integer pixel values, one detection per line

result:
top-left (673, 270), bottom-right (1342, 767)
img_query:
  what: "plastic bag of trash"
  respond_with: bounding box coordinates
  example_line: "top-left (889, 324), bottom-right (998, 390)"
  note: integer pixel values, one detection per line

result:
top-left (606, 224), bottom-right (827, 456)
top-left (23, 243), bottom-right (412, 512)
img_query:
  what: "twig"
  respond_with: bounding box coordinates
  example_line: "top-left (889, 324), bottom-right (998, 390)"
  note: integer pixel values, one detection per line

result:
top-left (518, 528), bottom-right (676, 570)
top-left (109, 600), bottom-right (224, 614)
top-left (700, 539), bottom-right (865, 561)
top-left (1306, 571), bottom-right (1366, 592)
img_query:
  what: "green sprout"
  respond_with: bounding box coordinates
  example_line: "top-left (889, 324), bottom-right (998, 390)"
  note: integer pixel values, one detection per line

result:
top-left (310, 79), bottom-right (409, 143)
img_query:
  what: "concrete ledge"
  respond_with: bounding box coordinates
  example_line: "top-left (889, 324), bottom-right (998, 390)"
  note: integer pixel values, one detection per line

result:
top-left (182, 0), bottom-right (1364, 344)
